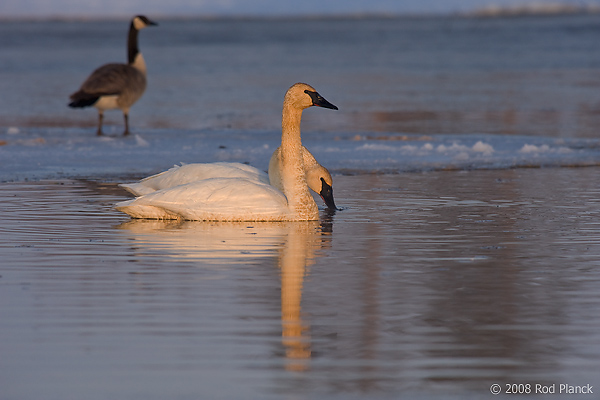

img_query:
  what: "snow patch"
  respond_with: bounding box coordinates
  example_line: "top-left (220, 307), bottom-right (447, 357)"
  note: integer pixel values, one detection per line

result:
top-left (520, 144), bottom-right (550, 153)
top-left (356, 143), bottom-right (396, 151)
top-left (437, 143), bottom-right (469, 153)
top-left (519, 144), bottom-right (572, 154)
top-left (472, 141), bottom-right (494, 155)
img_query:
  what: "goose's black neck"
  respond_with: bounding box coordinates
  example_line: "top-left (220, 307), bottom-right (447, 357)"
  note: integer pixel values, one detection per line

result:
top-left (127, 23), bottom-right (140, 65)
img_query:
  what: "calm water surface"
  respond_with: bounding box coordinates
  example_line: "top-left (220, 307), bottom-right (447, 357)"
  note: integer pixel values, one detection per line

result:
top-left (1, 169), bottom-right (600, 399)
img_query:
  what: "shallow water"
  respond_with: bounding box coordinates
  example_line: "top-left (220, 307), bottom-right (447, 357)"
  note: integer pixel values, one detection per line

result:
top-left (2, 169), bottom-right (600, 399)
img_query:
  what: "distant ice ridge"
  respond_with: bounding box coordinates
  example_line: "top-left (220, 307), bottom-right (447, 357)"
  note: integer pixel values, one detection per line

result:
top-left (468, 2), bottom-right (600, 17)
top-left (519, 143), bottom-right (573, 154)
top-left (1, 127), bottom-right (600, 182)
top-left (357, 140), bottom-right (493, 155)
top-left (324, 133), bottom-right (594, 172)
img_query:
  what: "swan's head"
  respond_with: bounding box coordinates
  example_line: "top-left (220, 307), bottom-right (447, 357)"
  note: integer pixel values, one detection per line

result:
top-left (285, 83), bottom-right (338, 111)
top-left (132, 15), bottom-right (158, 30)
top-left (306, 164), bottom-right (337, 210)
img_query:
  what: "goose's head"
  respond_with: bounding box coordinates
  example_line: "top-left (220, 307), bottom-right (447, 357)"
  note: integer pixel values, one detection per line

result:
top-left (285, 83), bottom-right (338, 111)
top-left (132, 15), bottom-right (158, 30)
top-left (306, 164), bottom-right (338, 211)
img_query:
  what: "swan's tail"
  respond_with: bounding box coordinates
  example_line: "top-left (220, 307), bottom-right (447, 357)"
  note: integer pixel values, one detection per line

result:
top-left (115, 199), bottom-right (181, 220)
top-left (119, 182), bottom-right (155, 197)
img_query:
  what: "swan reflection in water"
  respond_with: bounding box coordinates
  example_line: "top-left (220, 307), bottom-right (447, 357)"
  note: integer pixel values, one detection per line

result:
top-left (118, 210), bottom-right (334, 371)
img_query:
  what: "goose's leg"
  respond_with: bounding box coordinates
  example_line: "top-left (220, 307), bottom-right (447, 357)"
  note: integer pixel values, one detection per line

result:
top-left (123, 112), bottom-right (130, 136)
top-left (96, 111), bottom-right (104, 136)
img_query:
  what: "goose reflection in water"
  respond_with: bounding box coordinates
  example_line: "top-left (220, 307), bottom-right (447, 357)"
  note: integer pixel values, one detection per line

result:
top-left (117, 210), bottom-right (334, 371)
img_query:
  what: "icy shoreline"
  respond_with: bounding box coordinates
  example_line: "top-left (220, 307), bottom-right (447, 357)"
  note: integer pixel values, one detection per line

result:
top-left (2, 127), bottom-right (600, 182)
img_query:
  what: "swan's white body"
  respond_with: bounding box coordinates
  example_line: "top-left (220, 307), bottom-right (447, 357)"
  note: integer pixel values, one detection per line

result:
top-left (120, 162), bottom-right (269, 197)
top-left (121, 148), bottom-right (332, 201)
top-left (116, 177), bottom-right (289, 220)
top-left (115, 83), bottom-right (338, 221)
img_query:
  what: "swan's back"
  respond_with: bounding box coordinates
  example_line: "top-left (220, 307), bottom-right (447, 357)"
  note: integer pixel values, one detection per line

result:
top-left (116, 178), bottom-right (290, 221)
top-left (121, 162), bottom-right (269, 196)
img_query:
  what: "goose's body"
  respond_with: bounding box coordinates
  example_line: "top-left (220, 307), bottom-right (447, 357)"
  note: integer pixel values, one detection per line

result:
top-left (69, 15), bottom-right (157, 136)
top-left (115, 83), bottom-right (338, 221)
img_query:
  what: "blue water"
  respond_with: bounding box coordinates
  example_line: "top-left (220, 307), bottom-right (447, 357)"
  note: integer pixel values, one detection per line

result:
top-left (2, 170), bottom-right (600, 400)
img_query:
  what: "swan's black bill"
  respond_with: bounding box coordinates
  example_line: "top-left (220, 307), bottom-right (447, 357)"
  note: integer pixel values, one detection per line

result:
top-left (305, 90), bottom-right (338, 110)
top-left (320, 178), bottom-right (338, 210)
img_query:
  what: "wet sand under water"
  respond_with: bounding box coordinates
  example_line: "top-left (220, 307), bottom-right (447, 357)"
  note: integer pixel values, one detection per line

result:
top-left (1, 169), bottom-right (600, 399)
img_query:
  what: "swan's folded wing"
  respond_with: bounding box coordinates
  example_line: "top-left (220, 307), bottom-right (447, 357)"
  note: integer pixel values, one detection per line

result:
top-left (120, 163), bottom-right (269, 196)
top-left (178, 163), bottom-right (269, 184)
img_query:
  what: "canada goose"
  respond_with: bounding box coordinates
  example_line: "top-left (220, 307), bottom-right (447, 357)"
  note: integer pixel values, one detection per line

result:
top-left (115, 83), bottom-right (338, 221)
top-left (69, 15), bottom-right (157, 136)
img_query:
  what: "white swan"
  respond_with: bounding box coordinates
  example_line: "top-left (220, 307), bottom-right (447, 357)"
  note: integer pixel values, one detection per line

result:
top-left (119, 148), bottom-right (337, 209)
top-left (69, 15), bottom-right (157, 136)
top-left (115, 82), bottom-right (338, 221)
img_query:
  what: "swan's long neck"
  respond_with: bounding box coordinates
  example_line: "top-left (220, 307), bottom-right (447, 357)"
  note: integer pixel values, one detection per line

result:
top-left (127, 24), bottom-right (147, 75)
top-left (280, 103), bottom-right (318, 219)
